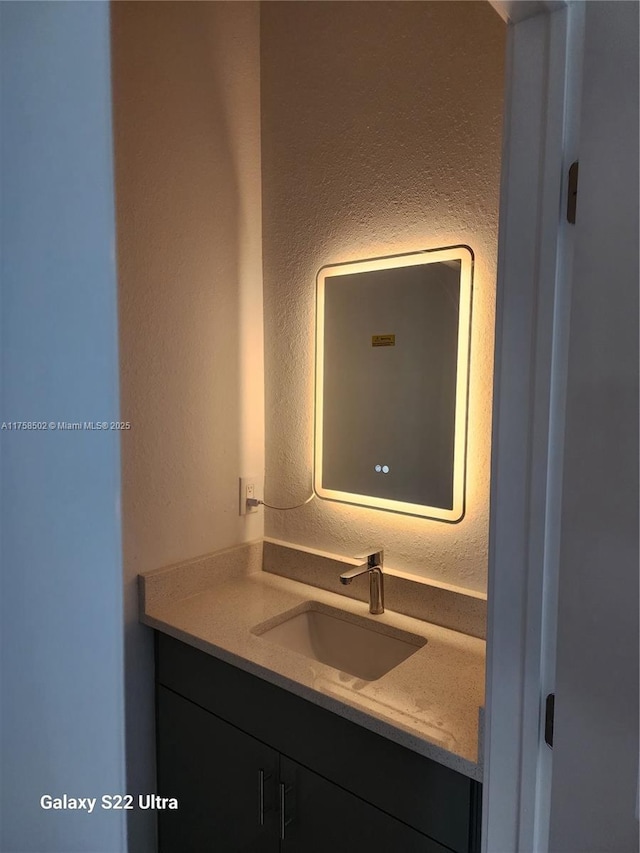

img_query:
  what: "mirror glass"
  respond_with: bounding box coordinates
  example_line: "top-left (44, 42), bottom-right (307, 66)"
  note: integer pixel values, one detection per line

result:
top-left (314, 246), bottom-right (473, 521)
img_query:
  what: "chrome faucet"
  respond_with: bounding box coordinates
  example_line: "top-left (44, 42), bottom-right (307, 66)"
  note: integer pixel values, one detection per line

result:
top-left (339, 550), bottom-right (384, 615)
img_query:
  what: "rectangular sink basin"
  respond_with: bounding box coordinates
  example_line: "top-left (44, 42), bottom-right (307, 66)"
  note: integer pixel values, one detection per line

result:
top-left (252, 602), bottom-right (427, 681)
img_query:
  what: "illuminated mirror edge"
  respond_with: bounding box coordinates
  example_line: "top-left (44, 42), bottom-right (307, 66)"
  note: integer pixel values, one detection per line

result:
top-left (313, 245), bottom-right (474, 523)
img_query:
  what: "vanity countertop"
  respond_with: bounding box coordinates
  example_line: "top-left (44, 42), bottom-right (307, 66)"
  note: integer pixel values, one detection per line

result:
top-left (139, 542), bottom-right (486, 781)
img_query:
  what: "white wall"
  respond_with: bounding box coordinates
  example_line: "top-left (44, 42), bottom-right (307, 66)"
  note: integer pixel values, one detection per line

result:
top-left (0, 3), bottom-right (127, 851)
top-left (261, 1), bottom-right (505, 592)
top-left (111, 4), bottom-right (263, 849)
top-left (549, 2), bottom-right (639, 849)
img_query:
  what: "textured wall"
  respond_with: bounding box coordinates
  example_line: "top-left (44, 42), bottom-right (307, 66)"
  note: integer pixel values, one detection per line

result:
top-left (261, 1), bottom-right (505, 592)
top-left (112, 3), bottom-right (262, 849)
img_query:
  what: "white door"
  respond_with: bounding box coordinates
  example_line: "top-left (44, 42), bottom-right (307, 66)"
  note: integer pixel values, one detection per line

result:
top-left (548, 2), bottom-right (639, 851)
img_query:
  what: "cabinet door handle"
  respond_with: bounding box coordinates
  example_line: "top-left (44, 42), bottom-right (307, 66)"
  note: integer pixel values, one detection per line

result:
top-left (258, 768), bottom-right (265, 826)
top-left (258, 768), bottom-right (274, 826)
top-left (279, 782), bottom-right (293, 841)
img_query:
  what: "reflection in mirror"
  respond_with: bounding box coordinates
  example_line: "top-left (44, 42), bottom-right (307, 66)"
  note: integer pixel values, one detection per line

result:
top-left (314, 247), bottom-right (473, 521)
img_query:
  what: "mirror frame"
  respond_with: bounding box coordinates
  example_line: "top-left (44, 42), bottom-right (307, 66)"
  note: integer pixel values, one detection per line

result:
top-left (314, 245), bottom-right (474, 521)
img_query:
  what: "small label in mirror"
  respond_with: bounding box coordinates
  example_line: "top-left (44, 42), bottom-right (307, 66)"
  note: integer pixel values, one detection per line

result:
top-left (372, 334), bottom-right (395, 347)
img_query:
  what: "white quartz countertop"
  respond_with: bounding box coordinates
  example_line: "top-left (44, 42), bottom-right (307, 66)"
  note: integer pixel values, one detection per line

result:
top-left (140, 545), bottom-right (486, 781)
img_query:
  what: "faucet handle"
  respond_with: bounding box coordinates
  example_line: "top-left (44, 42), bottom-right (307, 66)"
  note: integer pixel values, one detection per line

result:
top-left (354, 548), bottom-right (384, 568)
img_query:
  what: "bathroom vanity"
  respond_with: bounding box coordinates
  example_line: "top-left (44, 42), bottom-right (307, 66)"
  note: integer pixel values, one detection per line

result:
top-left (156, 633), bottom-right (479, 852)
top-left (141, 541), bottom-right (485, 853)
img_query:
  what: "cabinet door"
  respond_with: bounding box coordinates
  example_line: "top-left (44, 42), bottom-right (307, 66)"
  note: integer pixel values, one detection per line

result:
top-left (157, 686), bottom-right (279, 853)
top-left (279, 757), bottom-right (452, 853)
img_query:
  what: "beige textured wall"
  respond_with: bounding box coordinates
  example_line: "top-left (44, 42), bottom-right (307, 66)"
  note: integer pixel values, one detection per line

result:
top-left (261, 1), bottom-right (504, 593)
top-left (115, 2), bottom-right (263, 571)
top-left (112, 3), bottom-right (262, 848)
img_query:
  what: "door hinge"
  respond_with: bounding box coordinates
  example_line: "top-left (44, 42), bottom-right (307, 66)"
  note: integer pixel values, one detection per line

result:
top-left (567, 161), bottom-right (579, 224)
top-left (544, 693), bottom-right (555, 748)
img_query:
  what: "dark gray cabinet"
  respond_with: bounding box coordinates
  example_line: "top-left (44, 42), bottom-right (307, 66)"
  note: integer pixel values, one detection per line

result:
top-left (278, 757), bottom-right (449, 852)
top-left (155, 632), bottom-right (481, 853)
top-left (157, 686), bottom-right (279, 852)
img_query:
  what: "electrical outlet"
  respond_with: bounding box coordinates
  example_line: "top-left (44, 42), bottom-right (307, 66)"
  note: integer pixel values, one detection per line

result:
top-left (239, 476), bottom-right (259, 515)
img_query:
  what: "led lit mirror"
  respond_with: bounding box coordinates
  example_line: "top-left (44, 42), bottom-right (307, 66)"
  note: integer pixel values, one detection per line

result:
top-left (314, 246), bottom-right (473, 521)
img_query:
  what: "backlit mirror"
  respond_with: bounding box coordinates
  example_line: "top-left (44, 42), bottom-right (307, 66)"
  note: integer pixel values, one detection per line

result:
top-left (314, 246), bottom-right (473, 521)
